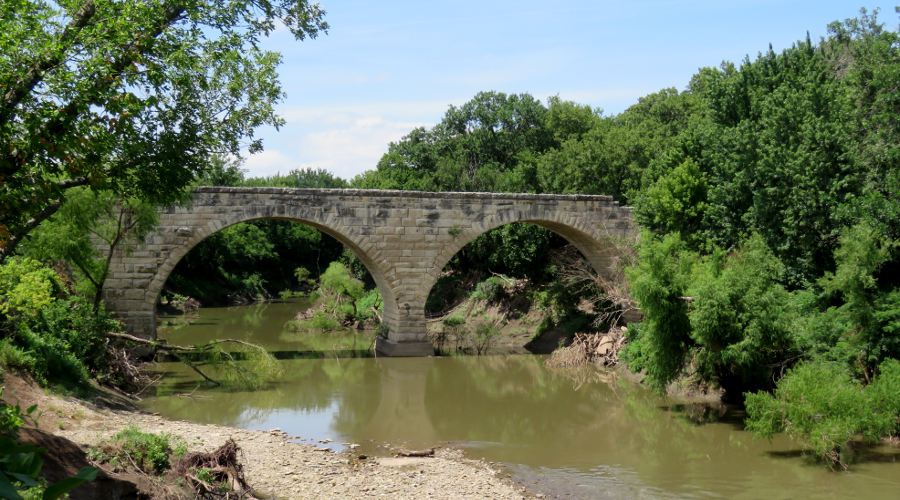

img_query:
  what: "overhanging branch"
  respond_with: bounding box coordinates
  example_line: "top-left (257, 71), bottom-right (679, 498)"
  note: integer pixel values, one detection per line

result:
top-left (0, 1), bottom-right (98, 124)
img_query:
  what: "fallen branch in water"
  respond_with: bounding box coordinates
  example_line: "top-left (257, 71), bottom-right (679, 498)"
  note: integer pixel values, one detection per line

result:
top-left (106, 332), bottom-right (281, 388)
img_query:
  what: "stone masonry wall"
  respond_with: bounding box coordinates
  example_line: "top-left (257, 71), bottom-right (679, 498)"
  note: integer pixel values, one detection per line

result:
top-left (103, 187), bottom-right (635, 356)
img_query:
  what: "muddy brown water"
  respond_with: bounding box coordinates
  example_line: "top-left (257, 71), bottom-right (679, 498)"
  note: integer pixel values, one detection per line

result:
top-left (145, 301), bottom-right (900, 499)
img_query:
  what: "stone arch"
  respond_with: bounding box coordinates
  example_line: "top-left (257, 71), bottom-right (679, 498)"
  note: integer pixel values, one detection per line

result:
top-left (421, 212), bottom-right (621, 298)
top-left (116, 210), bottom-right (399, 341)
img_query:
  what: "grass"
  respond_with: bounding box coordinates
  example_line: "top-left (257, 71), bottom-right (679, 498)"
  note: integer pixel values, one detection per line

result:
top-left (88, 426), bottom-right (187, 475)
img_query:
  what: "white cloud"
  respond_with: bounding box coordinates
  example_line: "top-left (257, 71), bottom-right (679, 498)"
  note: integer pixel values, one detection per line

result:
top-left (294, 114), bottom-right (427, 180)
top-left (243, 148), bottom-right (293, 178)
top-left (243, 102), bottom-right (441, 180)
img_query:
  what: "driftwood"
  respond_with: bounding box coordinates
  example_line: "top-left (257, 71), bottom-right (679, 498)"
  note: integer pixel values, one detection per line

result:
top-left (546, 328), bottom-right (628, 369)
top-left (393, 447), bottom-right (435, 458)
top-left (175, 439), bottom-right (258, 498)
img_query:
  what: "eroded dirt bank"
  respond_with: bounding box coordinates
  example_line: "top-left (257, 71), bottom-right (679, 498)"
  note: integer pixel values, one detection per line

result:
top-left (3, 375), bottom-right (529, 499)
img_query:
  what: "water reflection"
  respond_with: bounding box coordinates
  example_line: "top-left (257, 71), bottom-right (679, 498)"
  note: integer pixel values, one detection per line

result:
top-left (142, 355), bottom-right (900, 499)
top-left (157, 299), bottom-right (375, 356)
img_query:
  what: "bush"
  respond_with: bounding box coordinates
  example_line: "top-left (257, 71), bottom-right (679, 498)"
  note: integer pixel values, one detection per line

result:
top-left (0, 258), bottom-right (118, 387)
top-left (0, 257), bottom-right (62, 320)
top-left (90, 426), bottom-right (186, 475)
top-left (320, 261), bottom-right (365, 301)
top-left (745, 359), bottom-right (900, 468)
top-left (470, 276), bottom-right (505, 303)
top-left (0, 340), bottom-right (36, 376)
top-left (686, 235), bottom-right (799, 393)
top-left (354, 289), bottom-right (382, 323)
top-left (816, 224), bottom-right (900, 380)
top-left (625, 233), bottom-right (807, 395)
top-left (286, 311), bottom-right (341, 333)
top-left (623, 232), bottom-right (695, 390)
top-left (472, 322), bottom-right (500, 355)
top-left (5, 297), bottom-right (117, 387)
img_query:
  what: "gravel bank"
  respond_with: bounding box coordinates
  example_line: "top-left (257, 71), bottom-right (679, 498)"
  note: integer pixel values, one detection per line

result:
top-left (4, 376), bottom-right (528, 499)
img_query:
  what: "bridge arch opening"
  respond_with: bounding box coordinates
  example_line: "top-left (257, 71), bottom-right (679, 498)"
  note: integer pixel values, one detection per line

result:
top-left (146, 216), bottom-right (398, 340)
top-left (422, 218), bottom-right (627, 355)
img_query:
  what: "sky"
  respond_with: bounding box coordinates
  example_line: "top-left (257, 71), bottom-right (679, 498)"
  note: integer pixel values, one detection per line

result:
top-left (243, 1), bottom-right (897, 180)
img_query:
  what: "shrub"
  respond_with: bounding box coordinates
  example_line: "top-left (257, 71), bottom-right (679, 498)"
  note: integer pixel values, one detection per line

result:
top-left (472, 322), bottom-right (500, 355)
top-left (0, 258), bottom-right (119, 387)
top-left (91, 426), bottom-right (186, 475)
top-left (686, 235), bottom-right (799, 393)
top-left (286, 311), bottom-right (341, 333)
top-left (0, 340), bottom-right (36, 376)
top-left (0, 257), bottom-right (62, 320)
top-left (354, 289), bottom-right (382, 323)
top-left (745, 359), bottom-right (900, 468)
top-left (4, 297), bottom-right (117, 387)
top-left (623, 232), bottom-right (695, 390)
top-left (470, 277), bottom-right (505, 303)
top-left (293, 266), bottom-right (314, 288)
top-left (310, 311), bottom-right (341, 331)
top-left (319, 261), bottom-right (365, 301)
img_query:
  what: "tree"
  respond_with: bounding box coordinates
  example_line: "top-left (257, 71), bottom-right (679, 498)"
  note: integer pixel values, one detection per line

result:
top-left (241, 167), bottom-right (348, 188)
top-left (0, 0), bottom-right (328, 261)
top-left (20, 188), bottom-right (158, 309)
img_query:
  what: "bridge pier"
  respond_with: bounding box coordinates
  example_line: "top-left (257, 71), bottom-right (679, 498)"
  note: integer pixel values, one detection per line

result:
top-left (375, 337), bottom-right (433, 356)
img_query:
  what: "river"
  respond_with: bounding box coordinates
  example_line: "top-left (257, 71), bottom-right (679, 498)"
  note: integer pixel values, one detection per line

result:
top-left (143, 301), bottom-right (900, 499)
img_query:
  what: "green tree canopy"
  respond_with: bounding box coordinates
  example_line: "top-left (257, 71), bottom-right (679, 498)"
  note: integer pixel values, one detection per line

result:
top-left (0, 0), bottom-right (328, 260)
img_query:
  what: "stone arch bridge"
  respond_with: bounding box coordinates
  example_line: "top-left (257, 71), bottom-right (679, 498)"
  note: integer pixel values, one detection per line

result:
top-left (103, 187), bottom-right (635, 356)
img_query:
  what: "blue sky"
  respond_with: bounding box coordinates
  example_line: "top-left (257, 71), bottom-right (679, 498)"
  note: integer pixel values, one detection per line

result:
top-left (243, 1), bottom-right (896, 180)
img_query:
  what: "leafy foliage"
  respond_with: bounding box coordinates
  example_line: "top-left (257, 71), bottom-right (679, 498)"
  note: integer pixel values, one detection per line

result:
top-left (622, 233), bottom-right (694, 390)
top-left (20, 188), bottom-right (158, 306)
top-left (686, 236), bottom-right (798, 393)
top-left (90, 426), bottom-right (186, 475)
top-left (745, 359), bottom-right (900, 467)
top-left (0, 258), bottom-right (117, 386)
top-left (816, 223), bottom-right (899, 379)
top-left (0, 0), bottom-right (328, 260)
top-left (0, 258), bottom-right (61, 320)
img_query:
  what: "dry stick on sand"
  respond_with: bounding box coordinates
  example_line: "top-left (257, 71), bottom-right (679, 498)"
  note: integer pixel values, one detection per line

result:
top-left (394, 447), bottom-right (436, 458)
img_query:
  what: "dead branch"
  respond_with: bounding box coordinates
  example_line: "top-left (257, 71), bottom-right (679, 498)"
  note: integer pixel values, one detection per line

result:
top-left (174, 439), bottom-right (259, 498)
top-left (550, 240), bottom-right (639, 327)
top-left (106, 332), bottom-right (273, 388)
top-left (393, 447), bottom-right (435, 458)
top-left (546, 328), bottom-right (629, 369)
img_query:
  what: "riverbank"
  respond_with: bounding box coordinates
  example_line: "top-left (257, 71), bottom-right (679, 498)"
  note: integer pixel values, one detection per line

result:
top-left (2, 374), bottom-right (530, 499)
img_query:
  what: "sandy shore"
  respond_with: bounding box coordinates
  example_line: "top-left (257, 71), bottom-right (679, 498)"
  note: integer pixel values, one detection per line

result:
top-left (4, 375), bottom-right (529, 499)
